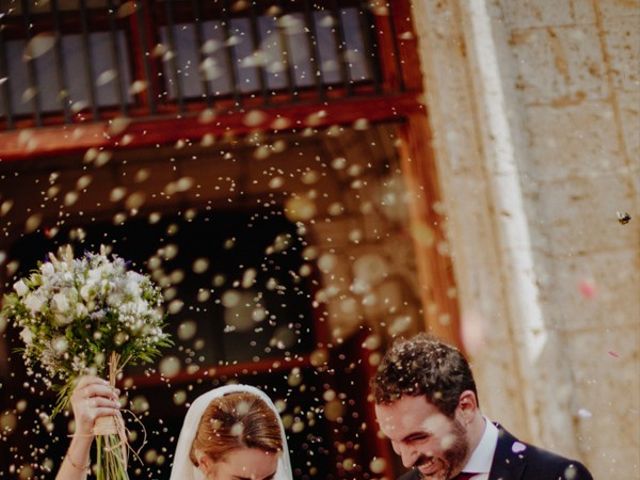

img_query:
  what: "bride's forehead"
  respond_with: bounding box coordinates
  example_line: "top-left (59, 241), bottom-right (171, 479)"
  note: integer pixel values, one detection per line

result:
top-left (221, 447), bottom-right (280, 475)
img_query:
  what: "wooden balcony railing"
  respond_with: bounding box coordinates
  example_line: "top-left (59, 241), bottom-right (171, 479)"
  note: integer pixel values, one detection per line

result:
top-left (0, 0), bottom-right (421, 131)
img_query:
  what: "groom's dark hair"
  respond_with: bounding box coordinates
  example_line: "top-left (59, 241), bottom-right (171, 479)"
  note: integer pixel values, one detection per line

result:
top-left (371, 333), bottom-right (478, 418)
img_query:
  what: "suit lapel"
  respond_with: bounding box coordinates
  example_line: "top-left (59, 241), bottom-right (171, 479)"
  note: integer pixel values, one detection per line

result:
top-left (488, 425), bottom-right (527, 480)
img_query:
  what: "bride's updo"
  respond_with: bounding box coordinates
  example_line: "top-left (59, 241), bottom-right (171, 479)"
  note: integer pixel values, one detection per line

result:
top-left (189, 391), bottom-right (283, 465)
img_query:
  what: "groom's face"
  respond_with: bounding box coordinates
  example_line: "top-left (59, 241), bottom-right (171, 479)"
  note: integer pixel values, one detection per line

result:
top-left (375, 395), bottom-right (469, 480)
top-left (203, 447), bottom-right (279, 480)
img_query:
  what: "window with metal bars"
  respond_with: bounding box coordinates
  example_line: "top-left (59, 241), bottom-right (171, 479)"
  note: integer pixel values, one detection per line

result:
top-left (157, 7), bottom-right (373, 100)
top-left (0, 0), bottom-right (386, 127)
top-left (0, 0), bottom-right (134, 124)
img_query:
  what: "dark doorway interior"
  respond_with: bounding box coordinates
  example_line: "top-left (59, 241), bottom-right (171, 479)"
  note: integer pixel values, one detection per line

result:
top-left (1, 207), bottom-right (340, 479)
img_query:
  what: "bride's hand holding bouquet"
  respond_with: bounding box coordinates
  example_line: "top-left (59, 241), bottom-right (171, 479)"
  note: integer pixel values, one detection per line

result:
top-left (55, 376), bottom-right (121, 479)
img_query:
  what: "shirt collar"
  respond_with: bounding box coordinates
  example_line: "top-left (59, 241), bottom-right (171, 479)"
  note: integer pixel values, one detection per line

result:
top-left (461, 417), bottom-right (499, 474)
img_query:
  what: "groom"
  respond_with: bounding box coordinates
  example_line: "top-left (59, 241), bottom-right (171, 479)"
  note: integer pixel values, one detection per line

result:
top-left (371, 334), bottom-right (593, 480)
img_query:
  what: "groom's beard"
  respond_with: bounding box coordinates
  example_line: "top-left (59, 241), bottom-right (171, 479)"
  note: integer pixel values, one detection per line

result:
top-left (414, 419), bottom-right (469, 480)
top-left (414, 457), bottom-right (454, 480)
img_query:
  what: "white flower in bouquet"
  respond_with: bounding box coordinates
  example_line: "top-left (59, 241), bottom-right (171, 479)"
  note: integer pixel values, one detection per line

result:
top-left (87, 267), bottom-right (101, 285)
top-left (13, 280), bottom-right (29, 297)
top-left (52, 336), bottom-right (69, 354)
top-left (75, 303), bottom-right (88, 318)
top-left (125, 279), bottom-right (142, 299)
top-left (40, 261), bottom-right (55, 277)
top-left (20, 327), bottom-right (34, 346)
top-left (106, 292), bottom-right (122, 308)
top-left (24, 293), bottom-right (45, 314)
top-left (52, 291), bottom-right (70, 313)
top-left (79, 284), bottom-right (93, 302)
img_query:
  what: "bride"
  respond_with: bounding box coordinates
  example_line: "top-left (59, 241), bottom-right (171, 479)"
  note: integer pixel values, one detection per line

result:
top-left (170, 384), bottom-right (293, 480)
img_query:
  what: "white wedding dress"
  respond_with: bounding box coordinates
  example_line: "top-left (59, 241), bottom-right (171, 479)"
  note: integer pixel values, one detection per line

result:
top-left (169, 384), bottom-right (294, 480)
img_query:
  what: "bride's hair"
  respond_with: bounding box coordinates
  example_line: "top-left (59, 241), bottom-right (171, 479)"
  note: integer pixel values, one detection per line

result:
top-left (189, 391), bottom-right (283, 465)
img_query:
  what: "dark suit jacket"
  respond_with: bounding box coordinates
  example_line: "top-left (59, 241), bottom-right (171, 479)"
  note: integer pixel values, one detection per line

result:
top-left (397, 425), bottom-right (593, 480)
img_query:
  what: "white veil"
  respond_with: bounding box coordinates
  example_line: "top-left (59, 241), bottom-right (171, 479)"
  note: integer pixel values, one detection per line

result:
top-left (169, 384), bottom-right (293, 480)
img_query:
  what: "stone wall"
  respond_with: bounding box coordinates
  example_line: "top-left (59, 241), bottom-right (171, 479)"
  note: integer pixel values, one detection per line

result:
top-left (412, 0), bottom-right (639, 476)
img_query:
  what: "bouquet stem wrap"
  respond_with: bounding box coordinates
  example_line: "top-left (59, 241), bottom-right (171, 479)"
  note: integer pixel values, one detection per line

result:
top-left (94, 352), bottom-right (129, 480)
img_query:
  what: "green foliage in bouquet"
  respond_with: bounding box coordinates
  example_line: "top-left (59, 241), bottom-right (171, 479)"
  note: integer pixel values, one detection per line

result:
top-left (0, 245), bottom-right (173, 416)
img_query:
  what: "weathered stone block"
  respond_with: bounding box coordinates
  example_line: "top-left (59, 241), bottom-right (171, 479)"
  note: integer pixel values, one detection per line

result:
top-left (597, 0), bottom-right (640, 21)
top-left (565, 325), bottom-right (640, 478)
top-left (603, 14), bottom-right (640, 92)
top-left (413, 3), bottom-right (483, 174)
top-left (510, 25), bottom-right (608, 104)
top-left (540, 248), bottom-right (640, 331)
top-left (501, 0), bottom-right (596, 29)
top-left (534, 173), bottom-right (639, 254)
top-left (523, 102), bottom-right (623, 182)
top-left (616, 91), bottom-right (640, 162)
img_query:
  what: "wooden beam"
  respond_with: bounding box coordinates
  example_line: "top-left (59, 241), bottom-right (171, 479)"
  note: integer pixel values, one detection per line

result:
top-left (0, 93), bottom-right (423, 162)
top-left (397, 113), bottom-right (461, 346)
top-left (122, 354), bottom-right (311, 389)
top-left (390, 0), bottom-right (423, 92)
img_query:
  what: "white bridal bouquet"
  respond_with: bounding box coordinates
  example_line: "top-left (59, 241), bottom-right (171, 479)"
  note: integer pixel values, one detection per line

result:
top-left (1, 245), bottom-right (172, 480)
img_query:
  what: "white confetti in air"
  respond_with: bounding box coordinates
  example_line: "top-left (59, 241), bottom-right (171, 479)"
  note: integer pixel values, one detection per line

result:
top-left (563, 465), bottom-right (578, 480)
top-left (370, 457), bottom-right (387, 474)
top-left (117, 1), bottom-right (137, 18)
top-left (319, 15), bottom-right (335, 28)
top-left (159, 356), bottom-right (181, 378)
top-left (96, 69), bottom-right (117, 86)
top-left (129, 80), bottom-right (148, 95)
top-left (0, 200), bottom-right (14, 216)
top-left (243, 110), bottom-right (268, 127)
top-left (24, 33), bottom-right (56, 60)
top-left (70, 100), bottom-right (88, 113)
top-left (109, 117), bottom-right (131, 136)
top-left (511, 441), bottom-right (526, 454)
top-left (577, 408), bottom-right (592, 418)
top-left (460, 310), bottom-right (486, 356)
top-left (225, 35), bottom-right (241, 47)
top-left (192, 258), bottom-right (209, 274)
top-left (201, 39), bottom-right (222, 55)
top-left (25, 213), bottom-right (43, 233)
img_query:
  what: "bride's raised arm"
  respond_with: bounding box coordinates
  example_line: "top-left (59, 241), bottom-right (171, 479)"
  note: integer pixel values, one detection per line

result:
top-left (55, 376), bottom-right (121, 480)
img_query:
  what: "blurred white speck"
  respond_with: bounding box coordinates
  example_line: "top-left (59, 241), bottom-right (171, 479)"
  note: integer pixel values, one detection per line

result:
top-left (511, 441), bottom-right (526, 454)
top-left (577, 408), bottom-right (592, 419)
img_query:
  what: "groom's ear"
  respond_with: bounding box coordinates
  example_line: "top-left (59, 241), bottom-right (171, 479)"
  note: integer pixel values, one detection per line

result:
top-left (456, 390), bottom-right (479, 423)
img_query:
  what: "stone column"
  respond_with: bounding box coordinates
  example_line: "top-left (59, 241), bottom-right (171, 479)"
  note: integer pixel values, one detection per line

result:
top-left (411, 0), bottom-right (640, 475)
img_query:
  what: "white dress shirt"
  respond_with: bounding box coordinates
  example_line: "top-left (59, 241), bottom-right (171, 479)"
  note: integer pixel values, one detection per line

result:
top-left (460, 417), bottom-right (499, 480)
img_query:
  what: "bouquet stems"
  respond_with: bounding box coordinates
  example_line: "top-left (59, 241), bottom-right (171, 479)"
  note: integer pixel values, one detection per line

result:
top-left (96, 434), bottom-right (129, 480)
top-left (95, 352), bottom-right (129, 480)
